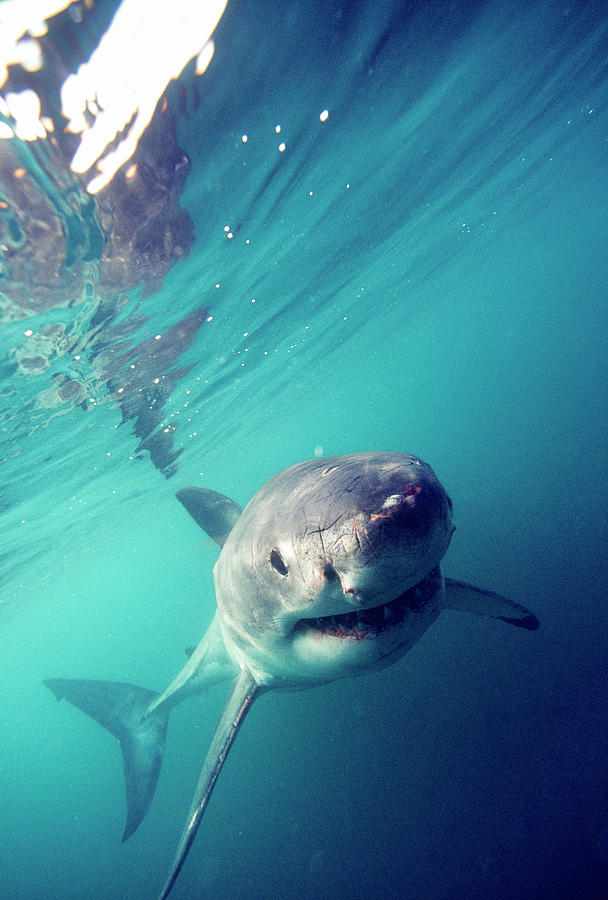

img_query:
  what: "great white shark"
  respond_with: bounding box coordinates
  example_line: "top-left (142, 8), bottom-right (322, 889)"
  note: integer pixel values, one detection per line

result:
top-left (45, 451), bottom-right (539, 898)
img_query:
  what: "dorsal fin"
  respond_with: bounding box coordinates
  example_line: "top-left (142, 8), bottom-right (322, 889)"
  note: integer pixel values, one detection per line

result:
top-left (175, 487), bottom-right (243, 546)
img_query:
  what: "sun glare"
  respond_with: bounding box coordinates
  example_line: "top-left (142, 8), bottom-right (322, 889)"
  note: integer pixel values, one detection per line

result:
top-left (0, 0), bottom-right (229, 193)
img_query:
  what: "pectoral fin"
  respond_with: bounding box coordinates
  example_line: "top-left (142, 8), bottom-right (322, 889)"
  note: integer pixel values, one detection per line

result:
top-left (158, 668), bottom-right (262, 900)
top-left (444, 578), bottom-right (539, 630)
top-left (147, 613), bottom-right (237, 715)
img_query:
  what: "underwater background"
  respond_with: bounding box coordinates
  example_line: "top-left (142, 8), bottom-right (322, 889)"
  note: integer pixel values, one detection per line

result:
top-left (1, 0), bottom-right (607, 897)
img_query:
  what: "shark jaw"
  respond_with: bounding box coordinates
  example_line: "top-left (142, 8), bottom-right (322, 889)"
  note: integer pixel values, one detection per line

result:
top-left (254, 566), bottom-right (445, 684)
top-left (293, 572), bottom-right (437, 641)
top-left (217, 566), bottom-right (445, 687)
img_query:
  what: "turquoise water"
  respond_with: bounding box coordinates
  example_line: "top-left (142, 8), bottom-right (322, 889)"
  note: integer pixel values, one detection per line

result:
top-left (1, 1), bottom-right (607, 897)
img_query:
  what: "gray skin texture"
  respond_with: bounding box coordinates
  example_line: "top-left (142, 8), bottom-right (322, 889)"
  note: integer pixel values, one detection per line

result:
top-left (214, 451), bottom-right (455, 685)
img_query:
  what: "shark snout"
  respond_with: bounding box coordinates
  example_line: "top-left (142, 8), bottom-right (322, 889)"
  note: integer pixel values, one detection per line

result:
top-left (373, 483), bottom-right (422, 518)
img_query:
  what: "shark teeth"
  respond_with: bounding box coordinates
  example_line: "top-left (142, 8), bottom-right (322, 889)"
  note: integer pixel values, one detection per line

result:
top-left (298, 580), bottom-right (430, 640)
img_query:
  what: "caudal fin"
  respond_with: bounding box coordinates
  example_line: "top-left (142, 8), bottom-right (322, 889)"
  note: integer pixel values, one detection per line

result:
top-left (44, 678), bottom-right (169, 841)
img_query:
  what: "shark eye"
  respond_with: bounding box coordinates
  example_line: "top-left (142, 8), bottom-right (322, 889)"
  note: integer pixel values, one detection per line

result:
top-left (270, 548), bottom-right (288, 576)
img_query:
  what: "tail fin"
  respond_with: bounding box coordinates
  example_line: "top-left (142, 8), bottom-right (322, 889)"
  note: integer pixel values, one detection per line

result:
top-left (44, 678), bottom-right (169, 841)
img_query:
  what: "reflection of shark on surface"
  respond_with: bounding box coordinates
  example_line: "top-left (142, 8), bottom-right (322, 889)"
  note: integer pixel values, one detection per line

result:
top-left (44, 451), bottom-right (539, 898)
top-left (25, 302), bottom-right (210, 477)
top-left (1, 6), bottom-right (204, 478)
top-left (97, 304), bottom-right (210, 477)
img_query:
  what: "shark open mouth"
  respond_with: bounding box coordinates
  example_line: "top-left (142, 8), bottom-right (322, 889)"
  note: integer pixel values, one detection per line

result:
top-left (295, 577), bottom-right (432, 641)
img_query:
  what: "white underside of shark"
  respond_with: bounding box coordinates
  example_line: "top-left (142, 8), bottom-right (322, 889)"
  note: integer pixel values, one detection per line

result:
top-left (44, 451), bottom-right (538, 898)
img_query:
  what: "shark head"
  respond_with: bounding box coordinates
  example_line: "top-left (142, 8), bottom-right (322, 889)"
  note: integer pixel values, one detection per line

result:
top-left (214, 452), bottom-right (455, 683)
